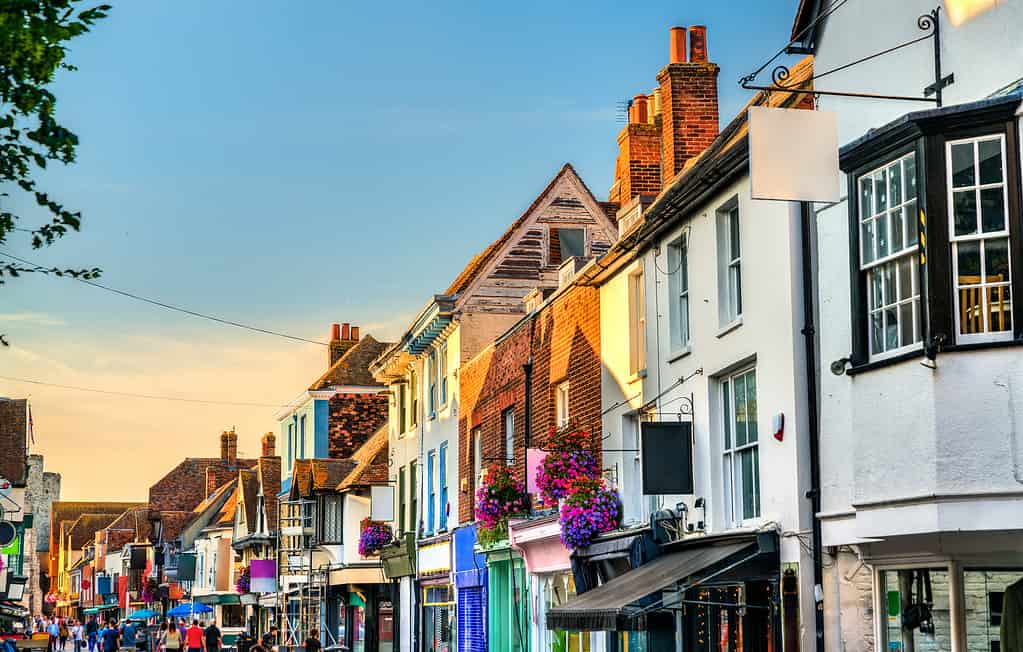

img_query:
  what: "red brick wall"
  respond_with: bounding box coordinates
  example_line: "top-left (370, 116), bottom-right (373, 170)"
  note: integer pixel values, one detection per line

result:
top-left (657, 61), bottom-right (720, 185)
top-left (327, 393), bottom-right (389, 460)
top-left (0, 399), bottom-right (28, 486)
top-left (609, 123), bottom-right (662, 204)
top-left (457, 282), bottom-right (603, 523)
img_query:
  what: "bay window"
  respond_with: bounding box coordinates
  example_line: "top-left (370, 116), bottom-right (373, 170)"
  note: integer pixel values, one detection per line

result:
top-left (842, 99), bottom-right (1022, 370)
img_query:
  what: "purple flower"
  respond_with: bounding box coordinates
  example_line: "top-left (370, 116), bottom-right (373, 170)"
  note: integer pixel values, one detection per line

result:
top-left (358, 521), bottom-right (394, 556)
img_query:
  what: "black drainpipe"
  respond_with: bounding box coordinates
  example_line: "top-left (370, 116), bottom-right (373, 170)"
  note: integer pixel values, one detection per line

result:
top-left (522, 355), bottom-right (534, 487)
top-left (801, 200), bottom-right (825, 652)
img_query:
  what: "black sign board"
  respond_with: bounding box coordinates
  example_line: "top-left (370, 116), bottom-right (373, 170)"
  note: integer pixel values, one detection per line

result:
top-left (176, 553), bottom-right (197, 581)
top-left (641, 421), bottom-right (694, 495)
top-left (129, 546), bottom-right (147, 570)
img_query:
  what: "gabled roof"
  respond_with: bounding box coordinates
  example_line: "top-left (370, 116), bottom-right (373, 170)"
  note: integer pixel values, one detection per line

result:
top-left (238, 469), bottom-right (259, 532)
top-left (444, 163), bottom-right (602, 296)
top-left (192, 480), bottom-right (236, 515)
top-left (214, 485), bottom-right (238, 527)
top-left (291, 459), bottom-right (354, 498)
top-left (257, 458), bottom-right (280, 534)
top-left (337, 424), bottom-right (389, 491)
top-left (309, 335), bottom-right (393, 391)
top-left (157, 512), bottom-right (196, 543)
top-left (67, 513), bottom-right (120, 550)
top-left (103, 507), bottom-right (152, 543)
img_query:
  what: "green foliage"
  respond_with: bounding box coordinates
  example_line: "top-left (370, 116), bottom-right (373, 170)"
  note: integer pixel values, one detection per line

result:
top-left (0, 0), bottom-right (108, 343)
top-left (0, 3), bottom-right (108, 270)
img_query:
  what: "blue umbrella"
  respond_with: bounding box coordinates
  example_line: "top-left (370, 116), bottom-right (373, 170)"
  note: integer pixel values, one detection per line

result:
top-left (166, 603), bottom-right (213, 617)
top-left (127, 609), bottom-right (158, 620)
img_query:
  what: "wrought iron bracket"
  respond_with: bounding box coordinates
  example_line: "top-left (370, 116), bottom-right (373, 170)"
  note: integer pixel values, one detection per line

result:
top-left (740, 6), bottom-right (953, 107)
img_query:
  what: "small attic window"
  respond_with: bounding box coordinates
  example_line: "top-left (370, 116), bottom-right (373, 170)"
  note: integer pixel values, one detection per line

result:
top-left (549, 228), bottom-right (585, 266)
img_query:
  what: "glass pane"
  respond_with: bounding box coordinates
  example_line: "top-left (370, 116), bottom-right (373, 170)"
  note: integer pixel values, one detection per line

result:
top-left (729, 209), bottom-right (741, 259)
top-left (891, 209), bottom-right (904, 251)
top-left (862, 219), bottom-right (875, 264)
top-left (722, 382), bottom-right (731, 449)
top-left (985, 238), bottom-right (1010, 283)
top-left (559, 228), bottom-right (585, 260)
top-left (963, 569), bottom-right (1023, 652)
top-left (980, 187), bottom-right (1006, 233)
top-left (875, 170), bottom-right (888, 212)
top-left (905, 153), bottom-right (917, 199)
top-left (860, 177), bottom-right (874, 219)
top-left (884, 570), bottom-right (951, 652)
top-left (898, 256), bottom-right (914, 301)
top-left (745, 371), bottom-right (758, 443)
top-left (871, 312), bottom-right (883, 355)
top-left (883, 261), bottom-right (896, 305)
top-left (733, 264), bottom-right (742, 315)
top-left (888, 163), bottom-right (902, 206)
top-left (958, 241), bottom-right (982, 283)
top-left (978, 138), bottom-right (1003, 185)
top-left (871, 269), bottom-right (884, 310)
top-left (906, 201), bottom-right (919, 246)
top-left (954, 190), bottom-right (978, 236)
top-left (733, 374), bottom-right (747, 447)
top-left (951, 142), bottom-right (975, 187)
top-left (884, 307), bottom-right (899, 350)
top-left (679, 295), bottom-right (689, 345)
top-left (989, 285), bottom-right (1012, 332)
top-left (877, 211), bottom-right (889, 258)
top-left (899, 302), bottom-right (914, 346)
top-left (741, 448), bottom-right (759, 520)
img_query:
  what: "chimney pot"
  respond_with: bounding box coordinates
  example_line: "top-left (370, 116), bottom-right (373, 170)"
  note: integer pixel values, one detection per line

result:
top-left (669, 26), bottom-right (688, 64)
top-left (331, 323), bottom-right (340, 341)
top-left (341, 323), bottom-right (350, 340)
top-left (633, 95), bottom-right (649, 125)
top-left (220, 428), bottom-right (238, 464)
top-left (689, 25), bottom-right (708, 63)
top-left (351, 326), bottom-right (360, 341)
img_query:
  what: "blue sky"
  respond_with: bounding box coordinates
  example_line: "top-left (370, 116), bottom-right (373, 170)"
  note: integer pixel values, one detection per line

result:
top-left (1, 0), bottom-right (799, 500)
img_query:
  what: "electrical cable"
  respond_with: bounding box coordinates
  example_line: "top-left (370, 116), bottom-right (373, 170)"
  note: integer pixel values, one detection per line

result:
top-left (0, 250), bottom-right (327, 346)
top-left (0, 374), bottom-right (290, 408)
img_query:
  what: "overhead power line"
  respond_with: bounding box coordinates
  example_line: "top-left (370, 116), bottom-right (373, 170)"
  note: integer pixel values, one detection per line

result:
top-left (0, 374), bottom-right (288, 408)
top-left (0, 250), bottom-right (327, 346)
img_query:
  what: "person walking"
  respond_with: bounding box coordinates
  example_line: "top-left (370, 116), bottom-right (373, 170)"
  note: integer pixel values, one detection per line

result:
top-left (72, 620), bottom-right (84, 652)
top-left (259, 626), bottom-right (277, 652)
top-left (86, 616), bottom-right (99, 652)
top-left (202, 621), bottom-right (220, 652)
top-left (47, 618), bottom-right (60, 652)
top-left (120, 620), bottom-right (137, 652)
top-left (302, 628), bottom-right (320, 652)
top-left (160, 623), bottom-right (182, 652)
top-left (184, 621), bottom-right (203, 652)
top-left (100, 622), bottom-right (120, 652)
top-left (59, 620), bottom-right (70, 651)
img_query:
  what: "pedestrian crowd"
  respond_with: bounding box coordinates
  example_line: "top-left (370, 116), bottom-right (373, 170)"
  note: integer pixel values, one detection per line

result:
top-left (21, 617), bottom-right (257, 652)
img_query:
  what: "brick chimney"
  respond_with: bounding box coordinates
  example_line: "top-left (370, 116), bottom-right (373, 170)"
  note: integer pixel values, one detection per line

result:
top-left (261, 431), bottom-right (276, 457)
top-left (656, 25), bottom-right (720, 186)
top-left (220, 428), bottom-right (238, 463)
top-left (328, 322), bottom-right (360, 368)
top-left (608, 91), bottom-right (662, 204)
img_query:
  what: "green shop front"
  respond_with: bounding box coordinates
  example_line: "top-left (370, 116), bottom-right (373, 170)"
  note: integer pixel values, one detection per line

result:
top-left (381, 533), bottom-right (416, 652)
top-left (484, 541), bottom-right (529, 652)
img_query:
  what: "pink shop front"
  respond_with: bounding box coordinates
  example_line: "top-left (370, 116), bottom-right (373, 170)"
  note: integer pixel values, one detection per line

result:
top-left (509, 515), bottom-right (599, 652)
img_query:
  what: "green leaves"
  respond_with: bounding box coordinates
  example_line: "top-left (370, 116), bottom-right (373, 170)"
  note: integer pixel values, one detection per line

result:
top-left (0, 0), bottom-right (108, 295)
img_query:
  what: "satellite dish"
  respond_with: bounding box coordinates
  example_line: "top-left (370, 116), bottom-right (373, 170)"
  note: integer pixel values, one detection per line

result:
top-left (0, 521), bottom-right (16, 547)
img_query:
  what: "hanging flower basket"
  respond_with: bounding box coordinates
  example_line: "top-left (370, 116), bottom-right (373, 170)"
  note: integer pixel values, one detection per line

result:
top-left (535, 427), bottom-right (599, 504)
top-left (559, 477), bottom-right (621, 549)
top-left (358, 519), bottom-right (393, 556)
top-left (475, 463), bottom-right (527, 547)
top-left (235, 566), bottom-right (250, 594)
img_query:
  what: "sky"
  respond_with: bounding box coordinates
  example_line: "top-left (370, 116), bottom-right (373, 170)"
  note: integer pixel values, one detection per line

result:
top-left (0, 0), bottom-right (800, 501)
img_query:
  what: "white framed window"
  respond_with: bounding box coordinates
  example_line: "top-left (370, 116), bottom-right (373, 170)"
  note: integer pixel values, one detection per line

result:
top-left (722, 367), bottom-right (760, 526)
top-left (427, 351), bottom-right (437, 418)
top-left (667, 231), bottom-right (690, 352)
top-left (472, 427), bottom-right (483, 488)
top-left (628, 269), bottom-right (646, 374)
top-left (409, 369), bottom-right (419, 428)
top-left (859, 152), bottom-right (922, 359)
top-left (555, 381), bottom-right (570, 430)
top-left (397, 382), bottom-right (408, 435)
top-left (503, 407), bottom-right (515, 465)
top-left (717, 202), bottom-right (742, 325)
top-left (947, 135), bottom-right (1012, 343)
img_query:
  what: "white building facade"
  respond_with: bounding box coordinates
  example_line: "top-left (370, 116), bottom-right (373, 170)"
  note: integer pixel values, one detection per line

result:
top-left (795, 1), bottom-right (1023, 650)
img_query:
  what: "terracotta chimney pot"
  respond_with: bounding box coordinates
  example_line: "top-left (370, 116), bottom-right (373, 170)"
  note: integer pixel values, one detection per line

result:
top-left (633, 95), bottom-right (648, 125)
top-left (669, 26), bottom-right (688, 64)
top-left (689, 25), bottom-right (708, 63)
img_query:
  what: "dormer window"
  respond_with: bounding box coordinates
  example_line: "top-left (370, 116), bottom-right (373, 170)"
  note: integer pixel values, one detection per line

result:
top-left (549, 227), bottom-right (585, 266)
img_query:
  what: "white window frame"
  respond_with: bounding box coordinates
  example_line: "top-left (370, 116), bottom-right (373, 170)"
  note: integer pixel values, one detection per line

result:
top-left (667, 230), bottom-right (691, 354)
top-left (555, 381), bottom-right (570, 430)
top-left (946, 134), bottom-right (1012, 344)
top-left (628, 268), bottom-right (646, 375)
top-left (721, 367), bottom-right (760, 527)
top-left (438, 341), bottom-right (448, 406)
top-left (858, 151), bottom-right (923, 360)
top-left (427, 351), bottom-right (437, 418)
top-left (503, 407), bottom-right (515, 465)
top-left (717, 202), bottom-right (742, 326)
top-left (472, 427), bottom-right (483, 488)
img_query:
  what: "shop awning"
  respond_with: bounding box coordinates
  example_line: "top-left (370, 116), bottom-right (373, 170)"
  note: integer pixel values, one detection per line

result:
top-left (328, 566), bottom-right (386, 586)
top-left (547, 539), bottom-right (760, 631)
